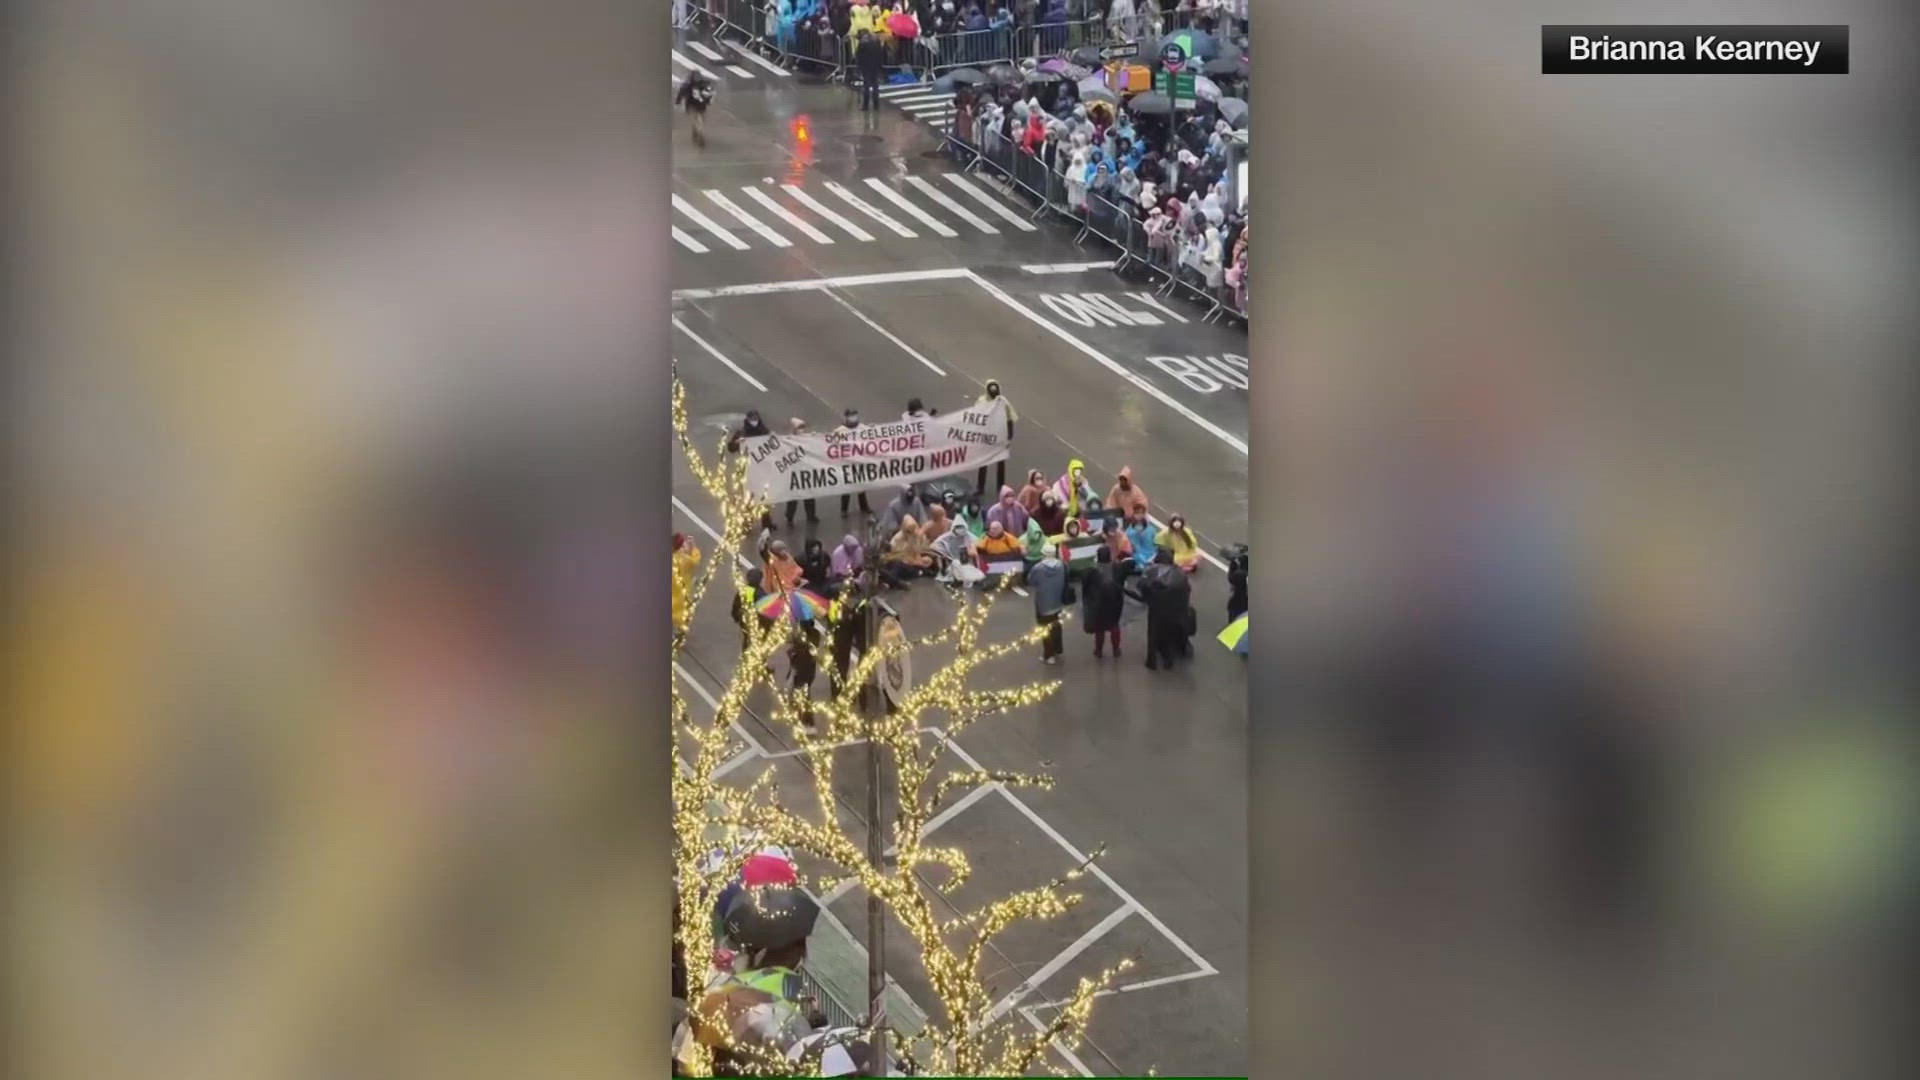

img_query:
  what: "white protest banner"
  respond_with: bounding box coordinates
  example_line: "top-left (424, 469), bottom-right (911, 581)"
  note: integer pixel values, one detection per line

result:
top-left (741, 400), bottom-right (1011, 501)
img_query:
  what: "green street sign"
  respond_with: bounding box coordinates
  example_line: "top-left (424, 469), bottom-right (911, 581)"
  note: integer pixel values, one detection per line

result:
top-left (1153, 70), bottom-right (1197, 104)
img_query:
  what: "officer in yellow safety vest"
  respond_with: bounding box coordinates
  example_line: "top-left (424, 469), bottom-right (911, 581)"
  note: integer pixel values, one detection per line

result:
top-left (680, 887), bottom-right (821, 1074)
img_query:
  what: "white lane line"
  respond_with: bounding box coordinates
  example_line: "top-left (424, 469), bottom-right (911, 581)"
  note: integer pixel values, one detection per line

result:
top-left (905, 176), bottom-right (997, 233)
top-left (822, 180), bottom-right (916, 237)
top-left (918, 780), bottom-right (1000, 838)
top-left (689, 41), bottom-right (726, 62)
top-left (713, 746), bottom-right (761, 779)
top-left (933, 727), bottom-right (1219, 978)
top-left (1020, 261), bottom-right (1116, 274)
top-left (781, 184), bottom-right (874, 241)
top-left (674, 266), bottom-right (972, 299)
top-left (673, 315), bottom-right (769, 391)
top-left (669, 50), bottom-right (715, 79)
top-left (944, 174), bottom-right (1039, 231)
top-left (820, 290), bottom-right (947, 376)
top-left (705, 189), bottom-right (791, 247)
top-left (1127, 290), bottom-right (1190, 323)
top-left (817, 876), bottom-right (860, 906)
top-left (1020, 968), bottom-right (1219, 1014)
top-left (1021, 1009), bottom-right (1095, 1078)
top-left (879, 85), bottom-right (942, 98)
top-left (987, 903), bottom-right (1137, 1023)
top-left (672, 193), bottom-right (751, 250)
top-left (742, 186), bottom-right (834, 244)
top-left (671, 225), bottom-right (710, 253)
top-left (724, 63), bottom-right (756, 78)
top-left (964, 271), bottom-right (1247, 456)
top-left (675, 660), bottom-right (768, 756)
top-left (862, 177), bottom-right (958, 237)
top-left (726, 38), bottom-right (791, 76)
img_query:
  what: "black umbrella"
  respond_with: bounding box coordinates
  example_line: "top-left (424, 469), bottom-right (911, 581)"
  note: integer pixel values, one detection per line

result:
top-left (985, 63), bottom-right (1023, 85)
top-left (1202, 54), bottom-right (1248, 76)
top-left (1070, 45), bottom-right (1103, 67)
top-left (723, 886), bottom-right (820, 952)
top-left (1217, 97), bottom-right (1249, 128)
top-left (946, 67), bottom-right (989, 86)
top-left (1125, 90), bottom-right (1174, 116)
top-left (1026, 69), bottom-right (1066, 84)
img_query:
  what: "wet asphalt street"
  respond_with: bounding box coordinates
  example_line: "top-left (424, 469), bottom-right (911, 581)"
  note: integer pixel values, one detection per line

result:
top-left (672, 26), bottom-right (1248, 1076)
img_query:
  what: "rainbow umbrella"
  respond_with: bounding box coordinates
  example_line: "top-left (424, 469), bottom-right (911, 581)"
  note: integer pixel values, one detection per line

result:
top-left (1216, 613), bottom-right (1248, 655)
top-left (756, 588), bottom-right (829, 624)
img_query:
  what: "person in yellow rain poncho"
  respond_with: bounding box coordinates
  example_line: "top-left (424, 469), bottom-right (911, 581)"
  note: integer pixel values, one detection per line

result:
top-left (672, 532), bottom-right (701, 637)
top-left (1051, 458), bottom-right (1098, 521)
top-left (1155, 513), bottom-right (1203, 572)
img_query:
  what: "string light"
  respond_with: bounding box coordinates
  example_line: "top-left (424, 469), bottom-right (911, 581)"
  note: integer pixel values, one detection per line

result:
top-left (671, 379), bottom-right (1130, 1076)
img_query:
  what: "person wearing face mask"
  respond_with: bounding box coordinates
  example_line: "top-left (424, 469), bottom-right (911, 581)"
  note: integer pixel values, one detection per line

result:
top-left (1031, 490), bottom-right (1067, 538)
top-left (783, 418), bottom-right (821, 527)
top-left (972, 379), bottom-right (1017, 495)
top-left (1155, 513), bottom-right (1202, 572)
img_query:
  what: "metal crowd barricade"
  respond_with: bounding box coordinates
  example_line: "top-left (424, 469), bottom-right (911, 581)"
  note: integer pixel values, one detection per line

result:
top-left (1019, 17), bottom-right (1108, 58)
top-left (927, 27), bottom-right (1017, 73)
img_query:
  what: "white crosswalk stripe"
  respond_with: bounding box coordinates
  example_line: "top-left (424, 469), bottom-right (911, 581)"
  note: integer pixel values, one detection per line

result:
top-left (725, 64), bottom-right (755, 78)
top-left (742, 187), bottom-right (833, 244)
top-left (944, 173), bottom-right (1038, 230)
top-left (703, 189), bottom-right (791, 247)
top-left (689, 41), bottom-right (726, 62)
top-left (903, 175), bottom-right (996, 233)
top-left (863, 177), bottom-right (960, 237)
top-left (670, 176), bottom-right (1052, 255)
top-left (781, 184), bottom-right (874, 241)
top-left (726, 39), bottom-right (792, 76)
top-left (671, 193), bottom-right (750, 250)
top-left (669, 50), bottom-right (715, 79)
top-left (822, 180), bottom-right (916, 238)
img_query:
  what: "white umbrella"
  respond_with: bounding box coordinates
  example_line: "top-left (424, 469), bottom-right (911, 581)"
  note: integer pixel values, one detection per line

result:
top-left (1192, 75), bottom-right (1223, 103)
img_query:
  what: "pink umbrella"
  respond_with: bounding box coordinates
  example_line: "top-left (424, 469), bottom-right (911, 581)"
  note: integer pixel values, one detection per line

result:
top-left (886, 13), bottom-right (919, 38)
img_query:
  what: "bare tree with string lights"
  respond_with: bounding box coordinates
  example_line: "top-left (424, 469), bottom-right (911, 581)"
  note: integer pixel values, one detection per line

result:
top-left (671, 378), bottom-right (1130, 1077)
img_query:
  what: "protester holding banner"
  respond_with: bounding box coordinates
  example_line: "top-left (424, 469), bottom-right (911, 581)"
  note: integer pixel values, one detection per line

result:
top-left (783, 419), bottom-right (822, 526)
top-left (834, 409), bottom-right (873, 517)
top-left (736, 400), bottom-right (1011, 508)
top-left (978, 519), bottom-right (1022, 565)
top-left (971, 379), bottom-right (1018, 495)
top-left (1020, 515), bottom-right (1049, 563)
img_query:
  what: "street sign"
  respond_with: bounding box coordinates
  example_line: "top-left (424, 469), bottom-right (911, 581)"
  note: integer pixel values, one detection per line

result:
top-left (1159, 41), bottom-right (1187, 71)
top-left (1100, 40), bottom-right (1139, 60)
top-left (1154, 69), bottom-right (1197, 104)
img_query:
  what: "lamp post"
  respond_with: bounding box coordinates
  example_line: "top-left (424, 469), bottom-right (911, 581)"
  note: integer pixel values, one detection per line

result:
top-left (858, 512), bottom-right (888, 1073)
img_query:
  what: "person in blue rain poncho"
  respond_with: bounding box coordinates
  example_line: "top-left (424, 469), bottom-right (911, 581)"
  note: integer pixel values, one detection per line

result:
top-left (1123, 507), bottom-right (1159, 570)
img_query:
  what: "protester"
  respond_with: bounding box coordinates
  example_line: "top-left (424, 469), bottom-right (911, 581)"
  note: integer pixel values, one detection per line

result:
top-left (1032, 490), bottom-right (1067, 538)
top-left (972, 379), bottom-right (1017, 494)
top-left (902, 396), bottom-right (928, 420)
top-left (1156, 513), bottom-right (1202, 571)
top-left (880, 484), bottom-right (925, 536)
top-left (884, 514), bottom-right (935, 573)
top-left (797, 537), bottom-right (833, 588)
top-left (1105, 466), bottom-right (1150, 519)
top-left (828, 533), bottom-right (865, 587)
top-left (1052, 458), bottom-right (1097, 519)
top-left (672, 532), bottom-right (702, 640)
top-left (921, 502), bottom-right (952, 544)
top-left (1100, 517), bottom-right (1132, 562)
top-left (985, 484), bottom-right (1029, 534)
top-left (932, 518), bottom-right (975, 567)
top-left (784, 419), bottom-right (821, 526)
top-left (1027, 550), bottom-right (1068, 664)
top-left (957, 494), bottom-right (986, 537)
top-left (764, 539), bottom-right (805, 593)
top-left (1016, 468), bottom-right (1050, 514)
top-left (1054, 516), bottom-right (1085, 549)
top-left (835, 408), bottom-right (873, 517)
top-left (1137, 548), bottom-right (1192, 670)
top-left (1122, 508), bottom-right (1158, 570)
top-left (978, 519), bottom-right (1023, 564)
top-left (727, 408), bottom-right (772, 452)
top-left (1020, 514), bottom-right (1050, 562)
top-left (1081, 546), bottom-right (1131, 658)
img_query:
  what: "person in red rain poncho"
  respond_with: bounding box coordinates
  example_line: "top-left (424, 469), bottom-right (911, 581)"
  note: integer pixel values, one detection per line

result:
top-left (1020, 108), bottom-right (1047, 154)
